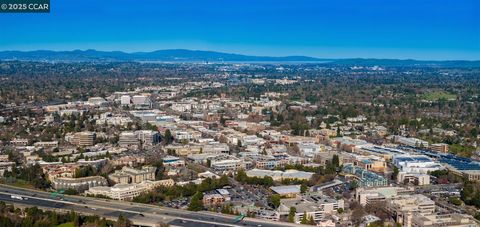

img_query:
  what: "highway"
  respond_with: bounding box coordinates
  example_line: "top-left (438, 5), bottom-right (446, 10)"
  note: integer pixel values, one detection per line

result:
top-left (0, 184), bottom-right (300, 227)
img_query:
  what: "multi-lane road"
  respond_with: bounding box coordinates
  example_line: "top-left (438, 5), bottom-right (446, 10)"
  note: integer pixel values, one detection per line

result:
top-left (0, 184), bottom-right (299, 227)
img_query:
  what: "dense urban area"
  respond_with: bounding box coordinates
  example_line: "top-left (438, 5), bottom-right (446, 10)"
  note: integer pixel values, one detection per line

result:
top-left (0, 61), bottom-right (479, 227)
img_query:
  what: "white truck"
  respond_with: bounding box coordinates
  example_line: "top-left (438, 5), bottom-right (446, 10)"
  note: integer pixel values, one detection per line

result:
top-left (10, 195), bottom-right (24, 200)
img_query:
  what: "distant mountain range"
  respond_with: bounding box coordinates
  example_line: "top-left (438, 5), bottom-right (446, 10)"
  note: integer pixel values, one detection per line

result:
top-left (0, 49), bottom-right (479, 67)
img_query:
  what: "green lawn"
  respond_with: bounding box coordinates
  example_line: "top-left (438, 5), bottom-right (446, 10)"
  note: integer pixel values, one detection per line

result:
top-left (56, 222), bottom-right (74, 227)
top-left (0, 179), bottom-right (36, 189)
top-left (421, 91), bottom-right (457, 101)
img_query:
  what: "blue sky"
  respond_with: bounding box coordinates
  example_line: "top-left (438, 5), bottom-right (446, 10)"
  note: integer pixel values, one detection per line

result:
top-left (1, 0), bottom-right (479, 60)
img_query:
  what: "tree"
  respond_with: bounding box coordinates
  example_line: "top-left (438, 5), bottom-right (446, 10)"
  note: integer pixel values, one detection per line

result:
top-left (288, 207), bottom-right (296, 223)
top-left (152, 160), bottom-right (164, 180)
top-left (308, 214), bottom-right (315, 225)
top-left (188, 191), bottom-right (204, 211)
top-left (349, 180), bottom-right (359, 190)
top-left (351, 206), bottom-right (366, 225)
top-left (115, 214), bottom-right (132, 227)
top-left (332, 154), bottom-right (340, 167)
top-left (449, 196), bottom-right (462, 206)
top-left (392, 165), bottom-right (399, 180)
top-left (300, 211), bottom-right (308, 224)
top-left (163, 129), bottom-right (173, 144)
top-left (269, 194), bottom-right (281, 208)
top-left (300, 183), bottom-right (308, 193)
top-left (64, 188), bottom-right (79, 195)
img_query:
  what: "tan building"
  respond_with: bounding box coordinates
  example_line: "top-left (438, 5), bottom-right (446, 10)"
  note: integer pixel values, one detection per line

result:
top-left (33, 141), bottom-right (59, 150)
top-left (444, 163), bottom-right (480, 182)
top-left (429, 143), bottom-right (449, 153)
top-left (52, 176), bottom-right (108, 192)
top-left (356, 157), bottom-right (387, 172)
top-left (86, 179), bottom-right (174, 201)
top-left (409, 213), bottom-right (477, 227)
top-left (164, 144), bottom-right (202, 156)
top-left (386, 194), bottom-right (436, 225)
top-left (397, 172), bottom-right (430, 185)
top-left (73, 131), bottom-right (96, 146)
top-left (10, 138), bottom-right (28, 146)
top-left (203, 194), bottom-right (228, 206)
top-left (111, 156), bottom-right (146, 167)
top-left (109, 166), bottom-right (156, 184)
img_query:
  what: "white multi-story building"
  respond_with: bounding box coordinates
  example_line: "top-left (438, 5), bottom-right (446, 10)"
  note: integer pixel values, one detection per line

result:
top-left (86, 179), bottom-right (174, 200)
top-left (278, 194), bottom-right (344, 223)
top-left (297, 142), bottom-right (323, 158)
top-left (211, 158), bottom-right (245, 172)
top-left (241, 135), bottom-right (264, 147)
top-left (120, 95), bottom-right (131, 106)
top-left (135, 130), bottom-right (160, 147)
top-left (392, 135), bottom-right (429, 147)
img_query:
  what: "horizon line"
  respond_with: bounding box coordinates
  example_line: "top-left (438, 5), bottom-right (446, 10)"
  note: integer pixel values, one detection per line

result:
top-left (1, 48), bottom-right (479, 62)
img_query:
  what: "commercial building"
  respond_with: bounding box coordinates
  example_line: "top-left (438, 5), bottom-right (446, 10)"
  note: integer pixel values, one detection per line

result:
top-left (392, 155), bottom-right (444, 174)
top-left (270, 185), bottom-right (301, 198)
top-left (246, 169), bottom-right (314, 181)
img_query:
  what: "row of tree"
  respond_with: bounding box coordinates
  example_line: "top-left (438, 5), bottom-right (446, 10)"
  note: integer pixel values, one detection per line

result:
top-left (0, 202), bottom-right (133, 227)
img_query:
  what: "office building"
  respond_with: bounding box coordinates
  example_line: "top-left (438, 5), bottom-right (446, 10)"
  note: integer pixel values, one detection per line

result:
top-left (109, 166), bottom-right (156, 184)
top-left (118, 131), bottom-right (140, 148)
top-left (73, 131), bottom-right (96, 146)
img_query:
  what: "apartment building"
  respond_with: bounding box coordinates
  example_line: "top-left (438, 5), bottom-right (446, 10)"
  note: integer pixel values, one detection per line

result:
top-left (52, 176), bottom-right (108, 192)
